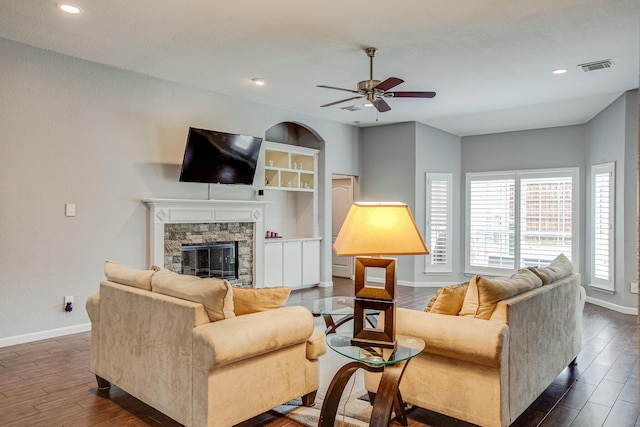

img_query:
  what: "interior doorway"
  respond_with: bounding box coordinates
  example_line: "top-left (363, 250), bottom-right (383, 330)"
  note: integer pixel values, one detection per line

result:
top-left (332, 174), bottom-right (357, 278)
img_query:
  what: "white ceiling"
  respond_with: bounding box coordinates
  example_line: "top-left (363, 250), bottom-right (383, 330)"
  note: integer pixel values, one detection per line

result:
top-left (0, 0), bottom-right (638, 136)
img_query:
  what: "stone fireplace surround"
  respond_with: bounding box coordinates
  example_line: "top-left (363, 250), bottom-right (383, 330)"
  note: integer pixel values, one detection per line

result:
top-left (143, 199), bottom-right (268, 287)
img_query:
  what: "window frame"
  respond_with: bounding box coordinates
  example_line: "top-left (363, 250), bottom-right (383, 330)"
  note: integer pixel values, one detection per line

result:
top-left (424, 172), bottom-right (453, 274)
top-left (465, 167), bottom-right (579, 276)
top-left (590, 162), bottom-right (615, 293)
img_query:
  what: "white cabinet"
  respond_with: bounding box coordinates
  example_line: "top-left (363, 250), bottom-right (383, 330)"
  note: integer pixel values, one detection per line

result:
top-left (264, 241), bottom-right (284, 287)
top-left (283, 241), bottom-right (302, 287)
top-left (263, 239), bottom-right (320, 288)
top-left (302, 240), bottom-right (320, 286)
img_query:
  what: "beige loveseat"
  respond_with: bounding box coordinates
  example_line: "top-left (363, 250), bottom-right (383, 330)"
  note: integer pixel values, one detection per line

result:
top-left (86, 262), bottom-right (326, 427)
top-left (365, 254), bottom-right (586, 427)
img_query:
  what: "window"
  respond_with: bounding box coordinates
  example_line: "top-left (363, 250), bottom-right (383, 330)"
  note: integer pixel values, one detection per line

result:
top-left (425, 173), bottom-right (452, 273)
top-left (590, 162), bottom-right (615, 292)
top-left (466, 168), bottom-right (578, 275)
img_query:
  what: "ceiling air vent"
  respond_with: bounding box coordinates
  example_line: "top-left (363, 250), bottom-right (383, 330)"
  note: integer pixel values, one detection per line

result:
top-left (579, 59), bottom-right (614, 72)
top-left (340, 105), bottom-right (361, 112)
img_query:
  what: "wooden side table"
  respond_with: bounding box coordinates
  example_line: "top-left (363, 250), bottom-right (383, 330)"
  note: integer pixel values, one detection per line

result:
top-left (318, 334), bottom-right (425, 427)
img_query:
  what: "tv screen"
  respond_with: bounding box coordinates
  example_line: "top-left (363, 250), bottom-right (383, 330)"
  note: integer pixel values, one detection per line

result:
top-left (179, 127), bottom-right (263, 185)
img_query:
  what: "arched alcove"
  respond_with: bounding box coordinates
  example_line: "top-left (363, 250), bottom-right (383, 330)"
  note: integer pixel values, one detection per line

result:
top-left (263, 121), bottom-right (329, 287)
top-left (265, 121), bottom-right (324, 150)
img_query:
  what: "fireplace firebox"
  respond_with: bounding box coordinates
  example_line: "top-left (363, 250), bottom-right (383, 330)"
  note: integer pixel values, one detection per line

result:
top-left (181, 242), bottom-right (238, 280)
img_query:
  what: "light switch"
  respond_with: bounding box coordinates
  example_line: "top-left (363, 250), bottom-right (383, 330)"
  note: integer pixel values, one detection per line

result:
top-left (65, 203), bottom-right (76, 217)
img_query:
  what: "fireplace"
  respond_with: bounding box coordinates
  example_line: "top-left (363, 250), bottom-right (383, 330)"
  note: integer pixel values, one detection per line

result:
top-left (165, 222), bottom-right (253, 285)
top-left (182, 241), bottom-right (238, 280)
top-left (143, 198), bottom-right (268, 287)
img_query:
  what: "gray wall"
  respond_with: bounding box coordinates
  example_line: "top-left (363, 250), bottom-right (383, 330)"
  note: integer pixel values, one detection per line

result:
top-left (461, 125), bottom-right (586, 278)
top-left (360, 122), bottom-right (417, 281)
top-left (360, 122), bottom-right (462, 285)
top-left (0, 38), bottom-right (359, 342)
top-left (585, 91), bottom-right (638, 310)
top-left (414, 122), bottom-right (463, 284)
top-left (462, 92), bottom-right (638, 312)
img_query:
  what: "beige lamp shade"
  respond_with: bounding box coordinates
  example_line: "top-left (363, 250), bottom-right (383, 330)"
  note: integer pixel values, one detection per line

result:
top-left (333, 202), bottom-right (429, 256)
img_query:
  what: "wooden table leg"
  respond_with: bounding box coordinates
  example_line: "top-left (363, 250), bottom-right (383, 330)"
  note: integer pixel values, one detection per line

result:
top-left (322, 314), bottom-right (353, 334)
top-left (393, 389), bottom-right (408, 426)
top-left (369, 360), bottom-right (409, 427)
top-left (318, 361), bottom-right (376, 426)
top-left (318, 358), bottom-right (411, 427)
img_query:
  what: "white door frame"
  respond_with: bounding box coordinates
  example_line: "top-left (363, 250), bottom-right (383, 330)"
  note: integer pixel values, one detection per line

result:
top-left (331, 174), bottom-right (357, 278)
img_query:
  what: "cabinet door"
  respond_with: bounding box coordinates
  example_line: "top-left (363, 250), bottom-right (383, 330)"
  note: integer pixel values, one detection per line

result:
top-left (302, 240), bottom-right (320, 286)
top-left (264, 242), bottom-right (283, 287)
top-left (283, 241), bottom-right (303, 288)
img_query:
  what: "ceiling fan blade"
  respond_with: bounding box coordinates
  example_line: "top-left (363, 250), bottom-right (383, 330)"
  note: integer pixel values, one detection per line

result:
top-left (374, 77), bottom-right (404, 92)
top-left (317, 85), bottom-right (360, 94)
top-left (388, 91), bottom-right (437, 98)
top-left (320, 96), bottom-right (363, 107)
top-left (373, 98), bottom-right (391, 112)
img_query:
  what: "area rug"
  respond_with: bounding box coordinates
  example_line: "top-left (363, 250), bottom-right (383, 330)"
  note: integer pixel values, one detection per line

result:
top-left (272, 393), bottom-right (372, 427)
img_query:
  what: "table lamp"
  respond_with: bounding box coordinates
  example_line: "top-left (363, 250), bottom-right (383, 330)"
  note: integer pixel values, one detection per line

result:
top-left (333, 202), bottom-right (428, 348)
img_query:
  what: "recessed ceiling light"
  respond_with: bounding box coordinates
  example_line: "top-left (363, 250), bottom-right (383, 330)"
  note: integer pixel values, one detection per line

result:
top-left (363, 103), bottom-right (374, 108)
top-left (251, 78), bottom-right (265, 86)
top-left (552, 69), bottom-right (568, 75)
top-left (57, 3), bottom-right (81, 14)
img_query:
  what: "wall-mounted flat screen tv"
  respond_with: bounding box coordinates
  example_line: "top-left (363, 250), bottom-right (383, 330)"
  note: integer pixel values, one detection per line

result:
top-left (179, 127), bottom-right (263, 185)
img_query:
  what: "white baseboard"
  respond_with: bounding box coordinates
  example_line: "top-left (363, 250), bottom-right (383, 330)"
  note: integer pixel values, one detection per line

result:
top-left (586, 296), bottom-right (638, 315)
top-left (0, 323), bottom-right (91, 348)
top-left (318, 280), bottom-right (333, 288)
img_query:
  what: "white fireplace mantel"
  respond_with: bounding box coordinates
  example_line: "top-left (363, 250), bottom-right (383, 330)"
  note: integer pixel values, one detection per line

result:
top-left (142, 198), bottom-right (269, 287)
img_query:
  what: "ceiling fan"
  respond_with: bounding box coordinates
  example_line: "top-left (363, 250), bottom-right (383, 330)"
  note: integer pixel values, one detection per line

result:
top-left (317, 47), bottom-right (436, 113)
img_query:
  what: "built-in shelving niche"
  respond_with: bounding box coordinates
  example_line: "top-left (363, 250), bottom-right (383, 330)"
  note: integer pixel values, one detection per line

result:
top-left (262, 122), bottom-right (325, 288)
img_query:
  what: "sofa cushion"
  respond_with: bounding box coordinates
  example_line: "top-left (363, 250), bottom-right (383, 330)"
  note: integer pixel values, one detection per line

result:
top-left (531, 253), bottom-right (573, 285)
top-left (424, 282), bottom-right (469, 315)
top-left (459, 269), bottom-right (542, 319)
top-left (151, 269), bottom-right (235, 321)
top-left (231, 286), bottom-right (291, 315)
top-left (104, 261), bottom-right (157, 290)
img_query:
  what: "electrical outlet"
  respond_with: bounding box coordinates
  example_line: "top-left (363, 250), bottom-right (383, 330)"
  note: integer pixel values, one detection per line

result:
top-left (630, 282), bottom-right (638, 294)
top-left (64, 295), bottom-right (74, 312)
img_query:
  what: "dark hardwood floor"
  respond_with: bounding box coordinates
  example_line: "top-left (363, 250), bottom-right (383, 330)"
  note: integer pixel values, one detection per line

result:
top-left (0, 277), bottom-right (637, 426)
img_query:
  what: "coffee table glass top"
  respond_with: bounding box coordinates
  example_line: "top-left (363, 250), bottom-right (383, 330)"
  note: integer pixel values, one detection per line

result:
top-left (306, 296), bottom-right (355, 315)
top-left (327, 333), bottom-right (425, 367)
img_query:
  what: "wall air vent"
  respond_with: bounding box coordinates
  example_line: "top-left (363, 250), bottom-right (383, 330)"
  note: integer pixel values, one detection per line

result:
top-left (340, 105), bottom-right (361, 112)
top-left (579, 59), bottom-right (614, 72)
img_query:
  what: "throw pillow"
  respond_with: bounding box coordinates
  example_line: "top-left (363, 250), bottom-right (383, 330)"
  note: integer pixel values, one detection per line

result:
top-left (459, 269), bottom-right (542, 319)
top-left (104, 261), bottom-right (156, 291)
top-left (531, 253), bottom-right (573, 285)
top-left (424, 282), bottom-right (469, 315)
top-left (232, 285), bottom-right (291, 315)
top-left (151, 269), bottom-right (235, 322)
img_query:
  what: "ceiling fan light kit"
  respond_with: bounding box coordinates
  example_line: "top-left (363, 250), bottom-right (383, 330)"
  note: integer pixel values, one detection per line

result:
top-left (318, 47), bottom-right (436, 113)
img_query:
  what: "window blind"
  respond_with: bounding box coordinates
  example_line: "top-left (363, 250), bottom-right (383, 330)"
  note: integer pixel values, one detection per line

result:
top-left (591, 162), bottom-right (615, 290)
top-left (468, 177), bottom-right (515, 270)
top-left (425, 173), bottom-right (452, 272)
top-left (466, 168), bottom-right (578, 275)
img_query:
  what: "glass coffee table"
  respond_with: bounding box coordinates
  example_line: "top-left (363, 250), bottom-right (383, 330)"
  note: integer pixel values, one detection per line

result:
top-left (304, 296), bottom-right (377, 334)
top-left (318, 334), bottom-right (425, 427)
